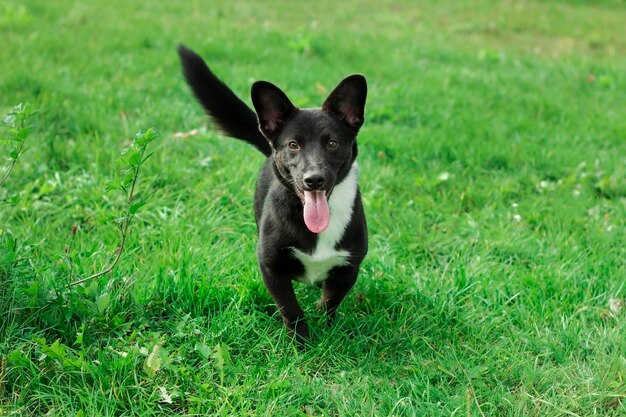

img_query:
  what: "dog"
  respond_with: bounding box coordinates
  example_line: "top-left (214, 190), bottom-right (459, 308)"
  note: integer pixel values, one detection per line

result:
top-left (178, 46), bottom-right (368, 345)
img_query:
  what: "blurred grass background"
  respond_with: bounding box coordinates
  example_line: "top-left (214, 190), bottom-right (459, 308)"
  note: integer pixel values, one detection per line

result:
top-left (1, 0), bottom-right (625, 415)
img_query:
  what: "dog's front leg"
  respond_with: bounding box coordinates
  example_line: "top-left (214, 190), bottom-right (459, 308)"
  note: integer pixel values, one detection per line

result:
top-left (317, 265), bottom-right (359, 324)
top-left (260, 263), bottom-right (309, 346)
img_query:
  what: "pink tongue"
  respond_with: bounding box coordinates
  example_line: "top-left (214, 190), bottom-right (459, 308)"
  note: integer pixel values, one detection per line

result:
top-left (303, 191), bottom-right (330, 233)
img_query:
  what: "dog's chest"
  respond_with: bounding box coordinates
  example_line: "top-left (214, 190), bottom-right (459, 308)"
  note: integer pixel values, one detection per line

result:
top-left (292, 164), bottom-right (358, 285)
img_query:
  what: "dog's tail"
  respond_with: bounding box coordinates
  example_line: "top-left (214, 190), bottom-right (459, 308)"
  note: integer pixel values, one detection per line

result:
top-left (177, 45), bottom-right (271, 157)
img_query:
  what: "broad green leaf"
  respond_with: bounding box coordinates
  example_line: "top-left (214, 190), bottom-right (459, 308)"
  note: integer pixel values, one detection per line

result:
top-left (195, 343), bottom-right (211, 359)
top-left (129, 201), bottom-right (146, 214)
top-left (121, 171), bottom-right (134, 188)
top-left (134, 128), bottom-right (159, 147)
top-left (10, 193), bottom-right (20, 206)
top-left (467, 365), bottom-right (487, 379)
top-left (75, 326), bottom-right (84, 346)
top-left (144, 345), bottom-right (161, 378)
top-left (105, 181), bottom-right (121, 191)
top-left (16, 127), bottom-right (30, 140)
top-left (213, 343), bottom-right (231, 384)
top-left (95, 292), bottom-right (110, 313)
top-left (128, 150), bottom-right (141, 166)
top-left (87, 280), bottom-right (99, 297)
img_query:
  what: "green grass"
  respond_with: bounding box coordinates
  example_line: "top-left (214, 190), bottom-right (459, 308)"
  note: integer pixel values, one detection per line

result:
top-left (1, 0), bottom-right (625, 415)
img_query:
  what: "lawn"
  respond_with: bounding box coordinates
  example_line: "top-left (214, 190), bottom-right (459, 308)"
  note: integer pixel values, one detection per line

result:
top-left (1, 0), bottom-right (625, 415)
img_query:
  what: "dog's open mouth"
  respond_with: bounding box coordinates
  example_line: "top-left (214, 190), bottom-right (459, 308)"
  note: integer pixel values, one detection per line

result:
top-left (296, 188), bottom-right (331, 234)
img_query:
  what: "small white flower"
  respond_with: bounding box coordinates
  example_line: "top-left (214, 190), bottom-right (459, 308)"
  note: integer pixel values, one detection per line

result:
top-left (159, 386), bottom-right (173, 404)
top-left (609, 298), bottom-right (623, 314)
top-left (513, 214), bottom-right (522, 222)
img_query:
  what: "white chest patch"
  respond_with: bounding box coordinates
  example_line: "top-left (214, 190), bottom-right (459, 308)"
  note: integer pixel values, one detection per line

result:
top-left (292, 163), bottom-right (359, 285)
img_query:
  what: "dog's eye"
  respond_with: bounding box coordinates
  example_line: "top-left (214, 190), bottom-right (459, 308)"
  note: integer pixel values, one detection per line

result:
top-left (288, 141), bottom-right (300, 150)
top-left (327, 140), bottom-right (338, 150)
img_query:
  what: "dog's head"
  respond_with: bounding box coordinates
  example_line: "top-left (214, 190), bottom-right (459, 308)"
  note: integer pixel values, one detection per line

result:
top-left (251, 75), bottom-right (367, 234)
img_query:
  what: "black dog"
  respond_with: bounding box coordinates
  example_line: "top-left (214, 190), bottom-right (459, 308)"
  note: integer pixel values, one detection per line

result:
top-left (178, 46), bottom-right (368, 345)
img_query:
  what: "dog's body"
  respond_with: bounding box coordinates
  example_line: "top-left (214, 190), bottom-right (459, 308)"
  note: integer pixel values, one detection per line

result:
top-left (178, 46), bottom-right (367, 344)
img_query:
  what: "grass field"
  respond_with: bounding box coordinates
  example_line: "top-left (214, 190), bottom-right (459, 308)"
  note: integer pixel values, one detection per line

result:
top-left (1, 0), bottom-right (626, 415)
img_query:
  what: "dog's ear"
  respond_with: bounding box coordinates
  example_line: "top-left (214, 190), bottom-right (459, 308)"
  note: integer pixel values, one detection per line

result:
top-left (251, 81), bottom-right (297, 139)
top-left (322, 74), bottom-right (367, 130)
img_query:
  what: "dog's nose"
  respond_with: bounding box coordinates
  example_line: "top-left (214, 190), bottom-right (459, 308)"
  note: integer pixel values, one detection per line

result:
top-left (303, 172), bottom-right (327, 190)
